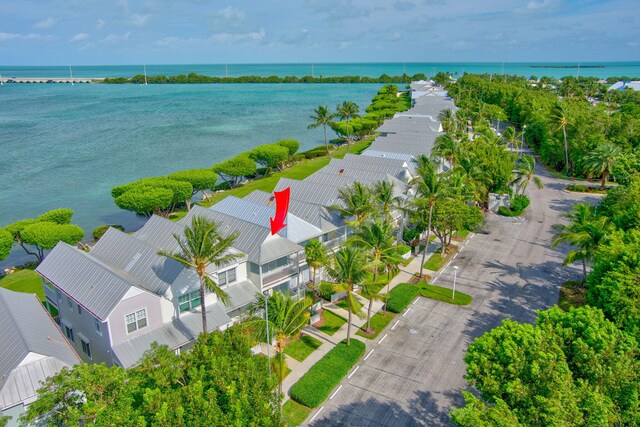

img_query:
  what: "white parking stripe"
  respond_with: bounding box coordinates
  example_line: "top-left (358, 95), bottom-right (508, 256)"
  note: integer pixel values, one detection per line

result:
top-left (391, 320), bottom-right (400, 330)
top-left (378, 333), bottom-right (388, 344)
top-left (348, 366), bottom-right (360, 379)
top-left (403, 307), bottom-right (411, 317)
top-left (309, 406), bottom-right (324, 422)
top-left (364, 349), bottom-right (375, 360)
top-left (329, 385), bottom-right (343, 400)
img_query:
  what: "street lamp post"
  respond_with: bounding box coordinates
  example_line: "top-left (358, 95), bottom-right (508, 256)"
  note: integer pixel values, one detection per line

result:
top-left (264, 290), bottom-right (271, 377)
top-left (452, 266), bottom-right (459, 300)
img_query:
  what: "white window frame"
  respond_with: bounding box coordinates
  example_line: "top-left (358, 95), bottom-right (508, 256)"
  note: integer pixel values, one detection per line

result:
top-left (62, 321), bottom-right (74, 343)
top-left (178, 290), bottom-right (201, 313)
top-left (80, 336), bottom-right (92, 359)
top-left (66, 296), bottom-right (73, 311)
top-left (125, 308), bottom-right (148, 334)
top-left (217, 267), bottom-right (237, 286)
top-left (94, 318), bottom-right (102, 336)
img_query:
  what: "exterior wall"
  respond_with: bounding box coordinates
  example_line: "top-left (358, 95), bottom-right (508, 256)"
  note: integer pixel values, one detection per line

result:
top-left (107, 292), bottom-right (163, 347)
top-left (1, 403), bottom-right (24, 427)
top-left (53, 285), bottom-right (112, 365)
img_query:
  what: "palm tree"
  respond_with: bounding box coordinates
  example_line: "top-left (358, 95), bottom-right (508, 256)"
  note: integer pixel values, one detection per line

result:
top-left (350, 219), bottom-right (396, 283)
top-left (583, 143), bottom-right (621, 190)
top-left (158, 216), bottom-right (240, 333)
top-left (411, 158), bottom-right (447, 278)
top-left (308, 105), bottom-right (335, 159)
top-left (325, 246), bottom-right (368, 345)
top-left (372, 180), bottom-right (397, 222)
top-left (304, 240), bottom-right (327, 293)
top-left (502, 126), bottom-right (523, 154)
top-left (360, 281), bottom-right (387, 333)
top-left (433, 134), bottom-right (459, 168)
top-left (247, 292), bottom-right (311, 396)
top-left (438, 108), bottom-right (456, 134)
top-left (551, 204), bottom-right (611, 282)
top-left (329, 182), bottom-right (374, 227)
top-left (336, 101), bottom-right (360, 153)
top-left (511, 155), bottom-right (536, 195)
top-left (552, 101), bottom-right (572, 174)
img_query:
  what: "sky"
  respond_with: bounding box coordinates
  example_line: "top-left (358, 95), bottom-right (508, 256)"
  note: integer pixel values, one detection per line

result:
top-left (0, 0), bottom-right (638, 65)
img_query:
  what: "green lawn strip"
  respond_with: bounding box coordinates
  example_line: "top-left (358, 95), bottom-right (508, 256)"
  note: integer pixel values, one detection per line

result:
top-left (193, 138), bottom-right (374, 209)
top-left (558, 280), bottom-right (587, 311)
top-left (0, 266), bottom-right (44, 301)
top-left (282, 399), bottom-right (312, 426)
top-left (386, 282), bottom-right (426, 313)
top-left (452, 229), bottom-right (470, 241)
top-left (419, 284), bottom-right (472, 306)
top-left (400, 256), bottom-right (414, 267)
top-left (290, 339), bottom-right (366, 408)
top-left (356, 311), bottom-right (396, 339)
top-left (316, 310), bottom-right (347, 336)
top-left (423, 246), bottom-right (458, 271)
top-left (284, 335), bottom-right (323, 362)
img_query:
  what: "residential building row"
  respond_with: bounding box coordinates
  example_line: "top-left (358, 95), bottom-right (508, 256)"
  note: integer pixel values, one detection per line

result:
top-left (33, 81), bottom-right (456, 370)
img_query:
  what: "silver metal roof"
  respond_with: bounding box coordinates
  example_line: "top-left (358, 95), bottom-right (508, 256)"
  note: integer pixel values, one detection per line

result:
top-left (323, 158), bottom-right (410, 182)
top-left (36, 243), bottom-right (139, 320)
top-left (133, 215), bottom-right (184, 252)
top-left (209, 196), bottom-right (322, 244)
top-left (376, 116), bottom-right (443, 134)
top-left (90, 228), bottom-right (182, 296)
top-left (361, 150), bottom-right (417, 169)
top-left (225, 280), bottom-right (260, 312)
top-left (274, 178), bottom-right (343, 207)
top-left (0, 289), bottom-right (79, 410)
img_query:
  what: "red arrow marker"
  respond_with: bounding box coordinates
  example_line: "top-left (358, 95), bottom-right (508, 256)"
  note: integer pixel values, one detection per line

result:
top-left (270, 187), bottom-right (290, 235)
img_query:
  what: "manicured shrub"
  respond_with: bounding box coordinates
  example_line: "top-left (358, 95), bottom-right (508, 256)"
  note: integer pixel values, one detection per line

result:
top-left (510, 194), bottom-right (530, 212)
top-left (93, 225), bottom-right (124, 241)
top-left (303, 146), bottom-right (328, 159)
top-left (292, 153), bottom-right (306, 163)
top-left (276, 139), bottom-right (300, 157)
top-left (37, 208), bottom-right (74, 225)
top-left (386, 283), bottom-right (421, 313)
top-left (497, 206), bottom-right (521, 217)
top-left (394, 244), bottom-right (411, 255)
top-left (290, 339), bottom-right (365, 408)
top-left (213, 155), bottom-right (256, 188)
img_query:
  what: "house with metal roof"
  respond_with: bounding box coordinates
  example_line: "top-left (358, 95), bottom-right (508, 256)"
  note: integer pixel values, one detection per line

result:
top-left (0, 288), bottom-right (80, 426)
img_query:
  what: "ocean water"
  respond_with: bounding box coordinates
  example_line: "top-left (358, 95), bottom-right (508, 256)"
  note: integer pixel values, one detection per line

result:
top-left (1, 62), bottom-right (639, 80)
top-left (0, 83), bottom-right (380, 267)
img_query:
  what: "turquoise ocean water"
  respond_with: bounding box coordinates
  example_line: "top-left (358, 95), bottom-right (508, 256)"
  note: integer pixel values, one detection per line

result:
top-left (1, 62), bottom-right (639, 267)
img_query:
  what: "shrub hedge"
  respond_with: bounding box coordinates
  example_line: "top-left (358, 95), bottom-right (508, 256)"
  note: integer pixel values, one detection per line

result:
top-left (386, 283), bottom-right (421, 313)
top-left (92, 224), bottom-right (124, 240)
top-left (290, 339), bottom-right (365, 408)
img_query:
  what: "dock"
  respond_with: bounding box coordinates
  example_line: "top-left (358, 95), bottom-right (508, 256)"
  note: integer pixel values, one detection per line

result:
top-left (0, 77), bottom-right (105, 84)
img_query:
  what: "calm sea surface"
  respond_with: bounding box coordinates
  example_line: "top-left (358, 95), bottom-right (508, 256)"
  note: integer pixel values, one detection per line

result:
top-left (1, 62), bottom-right (639, 267)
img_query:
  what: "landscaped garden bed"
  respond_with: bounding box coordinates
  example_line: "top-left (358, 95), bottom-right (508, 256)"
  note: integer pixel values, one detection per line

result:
top-left (423, 246), bottom-right (458, 272)
top-left (386, 282), bottom-right (425, 313)
top-left (282, 399), bottom-right (312, 426)
top-left (312, 309), bottom-right (346, 336)
top-left (356, 311), bottom-right (396, 339)
top-left (558, 280), bottom-right (587, 310)
top-left (290, 339), bottom-right (365, 408)
top-left (565, 184), bottom-right (608, 194)
top-left (419, 283), bottom-right (472, 306)
top-left (284, 334), bottom-right (323, 362)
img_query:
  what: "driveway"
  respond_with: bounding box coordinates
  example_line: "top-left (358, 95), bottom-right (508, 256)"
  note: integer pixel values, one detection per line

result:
top-left (309, 166), bottom-right (604, 426)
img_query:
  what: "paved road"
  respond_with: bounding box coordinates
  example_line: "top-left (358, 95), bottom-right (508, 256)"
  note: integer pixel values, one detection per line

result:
top-left (309, 166), bottom-right (603, 426)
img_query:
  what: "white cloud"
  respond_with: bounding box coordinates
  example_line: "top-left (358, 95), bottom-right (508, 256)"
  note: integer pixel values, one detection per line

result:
top-left (34, 17), bottom-right (56, 29)
top-left (211, 28), bottom-right (266, 42)
top-left (96, 19), bottom-right (106, 30)
top-left (126, 14), bottom-right (150, 27)
top-left (70, 33), bottom-right (90, 42)
top-left (100, 32), bottom-right (131, 43)
top-left (0, 32), bottom-right (53, 42)
top-left (0, 32), bottom-right (21, 42)
top-left (216, 6), bottom-right (245, 21)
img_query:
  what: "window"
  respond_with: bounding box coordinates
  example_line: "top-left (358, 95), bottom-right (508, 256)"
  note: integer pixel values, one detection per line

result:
top-left (80, 338), bottom-right (92, 359)
top-left (217, 268), bottom-right (237, 286)
top-left (77, 305), bottom-right (83, 316)
top-left (94, 319), bottom-right (102, 335)
top-left (178, 290), bottom-right (202, 313)
top-left (125, 309), bottom-right (147, 334)
top-left (64, 324), bottom-right (74, 343)
top-left (262, 257), bottom-right (288, 273)
top-left (66, 296), bottom-right (73, 311)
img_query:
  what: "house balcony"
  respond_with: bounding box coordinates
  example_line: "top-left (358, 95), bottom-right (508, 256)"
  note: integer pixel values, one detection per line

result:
top-left (262, 264), bottom-right (299, 286)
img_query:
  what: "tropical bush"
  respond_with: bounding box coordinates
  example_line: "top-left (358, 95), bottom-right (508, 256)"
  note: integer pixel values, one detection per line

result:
top-left (290, 339), bottom-right (365, 408)
top-left (92, 225), bottom-right (124, 241)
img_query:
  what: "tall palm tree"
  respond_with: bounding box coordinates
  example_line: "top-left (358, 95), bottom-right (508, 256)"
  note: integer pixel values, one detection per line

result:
top-left (325, 246), bottom-right (368, 345)
top-left (433, 134), bottom-right (459, 168)
top-left (411, 158), bottom-right (447, 278)
top-left (372, 180), bottom-right (397, 222)
top-left (159, 216), bottom-right (240, 333)
top-left (329, 182), bottom-right (374, 227)
top-left (350, 219), bottom-right (396, 283)
top-left (552, 101), bottom-right (572, 174)
top-left (551, 204), bottom-right (611, 282)
top-left (304, 240), bottom-right (327, 291)
top-left (336, 101), bottom-right (360, 153)
top-left (360, 281), bottom-right (387, 333)
top-left (502, 126), bottom-right (523, 154)
top-left (438, 108), bottom-right (456, 134)
top-left (583, 143), bottom-right (621, 190)
top-left (247, 292), bottom-right (311, 396)
top-left (511, 154), bottom-right (536, 195)
top-left (308, 105), bottom-right (335, 159)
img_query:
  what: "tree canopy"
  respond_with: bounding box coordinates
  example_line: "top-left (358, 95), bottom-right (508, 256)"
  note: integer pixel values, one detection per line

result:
top-left (249, 144), bottom-right (290, 172)
top-left (213, 154), bottom-right (257, 188)
top-left (112, 177), bottom-right (193, 216)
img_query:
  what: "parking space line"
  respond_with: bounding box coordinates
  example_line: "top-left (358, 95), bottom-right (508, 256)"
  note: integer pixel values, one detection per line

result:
top-left (329, 385), bottom-right (343, 400)
top-left (309, 406), bottom-right (324, 423)
top-left (403, 307), bottom-right (411, 317)
top-left (413, 297), bottom-right (420, 305)
top-left (364, 349), bottom-right (375, 360)
top-left (348, 366), bottom-right (360, 379)
top-left (378, 333), bottom-right (388, 344)
top-left (391, 320), bottom-right (400, 330)
top-left (453, 253), bottom-right (458, 259)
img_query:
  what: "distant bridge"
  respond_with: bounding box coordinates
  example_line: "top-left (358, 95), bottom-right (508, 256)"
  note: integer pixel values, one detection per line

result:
top-left (0, 77), bottom-right (105, 84)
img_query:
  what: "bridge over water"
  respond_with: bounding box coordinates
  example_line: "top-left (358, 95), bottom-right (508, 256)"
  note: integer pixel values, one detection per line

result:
top-left (0, 77), bottom-right (105, 84)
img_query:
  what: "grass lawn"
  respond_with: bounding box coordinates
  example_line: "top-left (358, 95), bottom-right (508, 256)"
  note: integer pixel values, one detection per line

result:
top-left (195, 138), bottom-right (374, 209)
top-left (452, 229), bottom-right (470, 241)
top-left (423, 246), bottom-right (458, 272)
top-left (386, 282), bottom-right (426, 313)
top-left (0, 266), bottom-right (44, 301)
top-left (284, 335), bottom-right (323, 362)
top-left (282, 399), bottom-right (312, 426)
top-left (558, 280), bottom-right (587, 310)
top-left (356, 311), bottom-right (396, 339)
top-left (315, 310), bottom-right (346, 336)
top-left (419, 284), bottom-right (472, 306)
top-left (400, 256), bottom-right (414, 267)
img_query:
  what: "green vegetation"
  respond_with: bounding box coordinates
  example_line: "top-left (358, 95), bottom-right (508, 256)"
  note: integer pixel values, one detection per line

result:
top-left (356, 311), bottom-right (395, 339)
top-left (282, 399), bottom-right (312, 426)
top-left (112, 176), bottom-right (192, 216)
top-left (22, 327), bottom-right (283, 426)
top-left (386, 283), bottom-right (422, 313)
top-left (290, 339), bottom-right (365, 408)
top-left (419, 284), bottom-right (472, 306)
top-left (316, 309), bottom-right (346, 336)
top-left (566, 184), bottom-right (607, 193)
top-left (558, 280), bottom-right (586, 311)
top-left (497, 194), bottom-right (530, 217)
top-left (0, 266), bottom-right (44, 301)
top-left (423, 246), bottom-right (457, 271)
top-left (2, 209), bottom-right (85, 264)
top-left (284, 335), bottom-right (323, 362)
top-left (105, 72), bottom-right (429, 85)
top-left (92, 224), bottom-right (124, 241)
